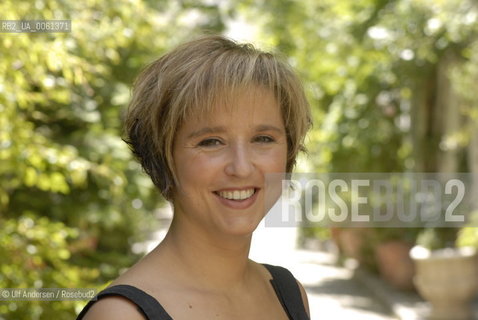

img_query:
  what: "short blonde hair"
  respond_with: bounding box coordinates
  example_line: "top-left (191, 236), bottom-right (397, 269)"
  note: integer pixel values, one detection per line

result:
top-left (124, 35), bottom-right (311, 200)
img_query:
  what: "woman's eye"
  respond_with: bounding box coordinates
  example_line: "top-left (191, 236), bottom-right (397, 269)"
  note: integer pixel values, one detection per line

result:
top-left (197, 138), bottom-right (223, 147)
top-left (254, 135), bottom-right (275, 143)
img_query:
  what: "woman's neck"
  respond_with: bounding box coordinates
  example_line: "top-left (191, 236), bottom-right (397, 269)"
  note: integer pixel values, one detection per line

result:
top-left (152, 216), bottom-right (255, 293)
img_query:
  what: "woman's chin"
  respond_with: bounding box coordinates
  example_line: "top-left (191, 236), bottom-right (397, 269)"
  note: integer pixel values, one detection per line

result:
top-left (218, 216), bottom-right (264, 238)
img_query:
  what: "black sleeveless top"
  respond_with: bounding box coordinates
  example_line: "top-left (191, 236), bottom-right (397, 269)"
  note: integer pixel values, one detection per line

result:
top-left (76, 264), bottom-right (309, 320)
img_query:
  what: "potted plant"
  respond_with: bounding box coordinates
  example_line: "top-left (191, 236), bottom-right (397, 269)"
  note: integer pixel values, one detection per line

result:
top-left (410, 227), bottom-right (478, 320)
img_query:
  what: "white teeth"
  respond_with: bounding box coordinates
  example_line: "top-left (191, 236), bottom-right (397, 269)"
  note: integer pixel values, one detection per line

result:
top-left (218, 189), bottom-right (255, 200)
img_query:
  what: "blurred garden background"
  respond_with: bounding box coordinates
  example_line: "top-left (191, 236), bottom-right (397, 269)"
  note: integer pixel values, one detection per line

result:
top-left (1, 0), bottom-right (478, 319)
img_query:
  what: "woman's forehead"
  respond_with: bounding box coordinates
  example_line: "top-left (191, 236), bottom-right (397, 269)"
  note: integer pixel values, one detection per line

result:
top-left (188, 86), bottom-right (279, 117)
top-left (177, 87), bottom-right (283, 134)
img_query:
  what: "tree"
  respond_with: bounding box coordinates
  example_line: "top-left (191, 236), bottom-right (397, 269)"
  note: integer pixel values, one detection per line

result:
top-left (239, 0), bottom-right (478, 173)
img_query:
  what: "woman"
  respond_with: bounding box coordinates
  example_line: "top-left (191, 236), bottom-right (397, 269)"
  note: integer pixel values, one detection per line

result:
top-left (77, 35), bottom-right (312, 320)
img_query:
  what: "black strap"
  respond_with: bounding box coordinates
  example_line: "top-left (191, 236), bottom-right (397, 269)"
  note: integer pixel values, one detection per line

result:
top-left (77, 266), bottom-right (308, 320)
top-left (263, 264), bottom-right (310, 320)
top-left (76, 284), bottom-right (173, 320)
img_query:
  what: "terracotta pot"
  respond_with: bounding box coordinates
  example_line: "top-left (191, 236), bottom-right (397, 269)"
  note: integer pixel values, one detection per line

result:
top-left (410, 246), bottom-right (478, 320)
top-left (375, 240), bottom-right (415, 290)
top-left (337, 228), bottom-right (369, 262)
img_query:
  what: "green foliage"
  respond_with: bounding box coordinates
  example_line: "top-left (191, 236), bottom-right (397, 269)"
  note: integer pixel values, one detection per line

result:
top-left (416, 228), bottom-right (458, 251)
top-left (456, 211), bottom-right (478, 248)
top-left (242, 0), bottom-right (478, 173)
top-left (0, 0), bottom-right (228, 318)
top-left (456, 227), bottom-right (478, 248)
top-left (0, 216), bottom-right (99, 320)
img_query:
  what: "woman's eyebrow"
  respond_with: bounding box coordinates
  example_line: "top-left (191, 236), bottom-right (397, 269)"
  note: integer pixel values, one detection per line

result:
top-left (187, 126), bottom-right (226, 139)
top-left (255, 124), bottom-right (284, 134)
top-left (187, 124), bottom-right (284, 139)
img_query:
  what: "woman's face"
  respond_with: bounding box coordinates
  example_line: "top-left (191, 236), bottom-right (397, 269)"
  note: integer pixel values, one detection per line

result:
top-left (171, 88), bottom-right (287, 237)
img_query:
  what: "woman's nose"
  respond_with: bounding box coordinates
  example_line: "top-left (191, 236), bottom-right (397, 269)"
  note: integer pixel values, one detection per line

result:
top-left (224, 143), bottom-right (254, 177)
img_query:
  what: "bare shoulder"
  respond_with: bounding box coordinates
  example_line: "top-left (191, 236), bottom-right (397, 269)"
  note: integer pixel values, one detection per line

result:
top-left (296, 279), bottom-right (310, 318)
top-left (249, 260), bottom-right (273, 280)
top-left (81, 296), bottom-right (145, 320)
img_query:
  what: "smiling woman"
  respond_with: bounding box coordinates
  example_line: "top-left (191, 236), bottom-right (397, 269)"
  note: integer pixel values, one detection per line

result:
top-left (76, 35), bottom-right (312, 320)
top-left (172, 87), bottom-right (287, 236)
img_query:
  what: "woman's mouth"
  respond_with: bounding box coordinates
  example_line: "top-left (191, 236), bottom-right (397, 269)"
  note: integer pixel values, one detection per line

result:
top-left (213, 188), bottom-right (259, 209)
top-left (216, 188), bottom-right (256, 201)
